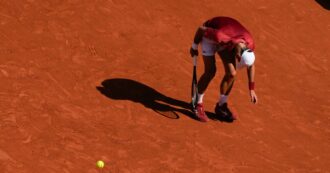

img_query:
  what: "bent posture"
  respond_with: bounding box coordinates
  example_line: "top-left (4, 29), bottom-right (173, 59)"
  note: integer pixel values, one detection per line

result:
top-left (190, 16), bottom-right (258, 122)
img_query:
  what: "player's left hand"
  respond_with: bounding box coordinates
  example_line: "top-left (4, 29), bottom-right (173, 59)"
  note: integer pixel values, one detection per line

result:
top-left (249, 90), bottom-right (258, 104)
top-left (190, 47), bottom-right (198, 57)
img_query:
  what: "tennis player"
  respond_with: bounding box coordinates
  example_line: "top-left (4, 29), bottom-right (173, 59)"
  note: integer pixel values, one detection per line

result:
top-left (189, 16), bottom-right (258, 122)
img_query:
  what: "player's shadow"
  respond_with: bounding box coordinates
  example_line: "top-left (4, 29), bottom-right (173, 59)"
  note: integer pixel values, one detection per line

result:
top-left (97, 78), bottom-right (232, 122)
top-left (97, 78), bottom-right (201, 120)
top-left (315, 0), bottom-right (330, 10)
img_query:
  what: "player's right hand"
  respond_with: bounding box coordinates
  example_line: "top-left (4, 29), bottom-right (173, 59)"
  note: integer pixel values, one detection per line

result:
top-left (249, 90), bottom-right (258, 104)
top-left (190, 47), bottom-right (198, 57)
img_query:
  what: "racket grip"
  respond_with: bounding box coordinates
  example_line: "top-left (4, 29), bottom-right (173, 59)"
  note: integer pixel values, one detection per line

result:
top-left (193, 56), bottom-right (197, 66)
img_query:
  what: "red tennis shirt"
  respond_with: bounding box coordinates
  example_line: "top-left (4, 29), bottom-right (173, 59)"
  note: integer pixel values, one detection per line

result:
top-left (203, 16), bottom-right (255, 51)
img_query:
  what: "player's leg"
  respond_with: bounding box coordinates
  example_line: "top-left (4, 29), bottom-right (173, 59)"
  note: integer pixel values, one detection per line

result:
top-left (215, 50), bottom-right (237, 121)
top-left (220, 61), bottom-right (236, 95)
top-left (197, 37), bottom-right (217, 104)
top-left (197, 55), bottom-right (216, 95)
top-left (194, 38), bottom-right (217, 122)
top-left (219, 50), bottom-right (236, 96)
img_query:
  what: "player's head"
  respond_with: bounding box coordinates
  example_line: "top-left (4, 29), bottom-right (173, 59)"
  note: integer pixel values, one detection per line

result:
top-left (237, 48), bottom-right (255, 69)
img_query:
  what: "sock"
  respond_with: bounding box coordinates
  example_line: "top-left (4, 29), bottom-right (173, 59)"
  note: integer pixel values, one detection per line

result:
top-left (197, 93), bottom-right (204, 104)
top-left (218, 94), bottom-right (228, 106)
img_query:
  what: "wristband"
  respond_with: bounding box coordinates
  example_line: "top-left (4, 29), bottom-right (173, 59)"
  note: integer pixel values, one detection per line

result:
top-left (192, 43), bottom-right (198, 50)
top-left (249, 82), bottom-right (255, 90)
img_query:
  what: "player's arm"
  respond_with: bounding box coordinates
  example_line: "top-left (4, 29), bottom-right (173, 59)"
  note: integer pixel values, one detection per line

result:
top-left (193, 26), bottom-right (207, 44)
top-left (247, 64), bottom-right (258, 104)
top-left (234, 43), bottom-right (246, 62)
top-left (190, 26), bottom-right (207, 57)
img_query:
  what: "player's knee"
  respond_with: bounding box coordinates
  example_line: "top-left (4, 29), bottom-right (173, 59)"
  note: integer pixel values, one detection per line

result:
top-left (226, 70), bottom-right (236, 78)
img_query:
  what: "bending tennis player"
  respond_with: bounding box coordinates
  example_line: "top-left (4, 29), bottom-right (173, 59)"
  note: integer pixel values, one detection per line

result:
top-left (189, 16), bottom-right (258, 122)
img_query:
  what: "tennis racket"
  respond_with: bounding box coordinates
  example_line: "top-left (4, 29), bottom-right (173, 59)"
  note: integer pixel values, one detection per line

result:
top-left (191, 55), bottom-right (198, 113)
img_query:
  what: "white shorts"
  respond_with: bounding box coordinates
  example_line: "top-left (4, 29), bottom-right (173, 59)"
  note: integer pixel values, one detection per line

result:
top-left (201, 37), bottom-right (218, 56)
top-left (201, 38), bottom-right (246, 70)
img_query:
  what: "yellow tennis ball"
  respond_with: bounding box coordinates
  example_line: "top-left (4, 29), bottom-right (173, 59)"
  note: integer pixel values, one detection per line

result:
top-left (96, 160), bottom-right (105, 168)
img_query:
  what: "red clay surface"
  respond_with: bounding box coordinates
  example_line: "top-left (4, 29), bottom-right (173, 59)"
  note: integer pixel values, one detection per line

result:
top-left (1, 0), bottom-right (329, 172)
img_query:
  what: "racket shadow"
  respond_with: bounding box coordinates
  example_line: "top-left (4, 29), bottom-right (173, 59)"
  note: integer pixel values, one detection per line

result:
top-left (96, 78), bottom-right (198, 120)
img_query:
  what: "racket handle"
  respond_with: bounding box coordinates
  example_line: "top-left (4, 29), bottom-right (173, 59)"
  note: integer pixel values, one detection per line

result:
top-left (193, 55), bottom-right (197, 66)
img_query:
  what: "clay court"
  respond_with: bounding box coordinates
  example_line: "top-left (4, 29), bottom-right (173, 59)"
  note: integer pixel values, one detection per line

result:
top-left (0, 0), bottom-right (329, 172)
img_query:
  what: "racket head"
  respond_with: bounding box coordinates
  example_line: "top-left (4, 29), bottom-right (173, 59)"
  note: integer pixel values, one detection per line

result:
top-left (153, 109), bottom-right (179, 119)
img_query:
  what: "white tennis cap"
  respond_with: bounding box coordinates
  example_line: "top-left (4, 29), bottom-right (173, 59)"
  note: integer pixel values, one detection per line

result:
top-left (237, 49), bottom-right (255, 69)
